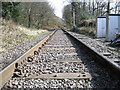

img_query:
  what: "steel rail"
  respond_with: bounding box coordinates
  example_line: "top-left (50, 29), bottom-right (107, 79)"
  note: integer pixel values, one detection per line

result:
top-left (62, 29), bottom-right (120, 79)
top-left (0, 30), bottom-right (56, 89)
top-left (1, 29), bottom-right (120, 88)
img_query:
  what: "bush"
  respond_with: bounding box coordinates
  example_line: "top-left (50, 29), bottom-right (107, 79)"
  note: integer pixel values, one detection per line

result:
top-left (70, 27), bottom-right (96, 37)
top-left (79, 19), bottom-right (96, 27)
top-left (2, 2), bottom-right (24, 24)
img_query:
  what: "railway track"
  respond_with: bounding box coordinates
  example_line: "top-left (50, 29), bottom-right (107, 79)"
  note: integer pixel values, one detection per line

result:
top-left (1, 29), bottom-right (120, 88)
top-left (68, 32), bottom-right (120, 63)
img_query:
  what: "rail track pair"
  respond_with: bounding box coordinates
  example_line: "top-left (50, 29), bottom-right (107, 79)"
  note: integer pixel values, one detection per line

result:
top-left (0, 29), bottom-right (120, 88)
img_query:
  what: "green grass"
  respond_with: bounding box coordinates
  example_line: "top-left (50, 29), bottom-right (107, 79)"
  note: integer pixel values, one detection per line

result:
top-left (25, 35), bottom-right (39, 40)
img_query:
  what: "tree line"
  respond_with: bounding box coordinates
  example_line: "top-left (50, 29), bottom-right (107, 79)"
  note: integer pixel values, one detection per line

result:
top-left (2, 2), bottom-right (63, 29)
top-left (63, 0), bottom-right (120, 29)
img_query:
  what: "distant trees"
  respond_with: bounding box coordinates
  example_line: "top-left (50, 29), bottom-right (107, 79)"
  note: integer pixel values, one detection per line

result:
top-left (2, 2), bottom-right (63, 29)
top-left (63, 0), bottom-right (118, 29)
top-left (63, 5), bottom-right (73, 28)
top-left (2, 2), bottom-right (23, 24)
top-left (63, 2), bottom-right (90, 29)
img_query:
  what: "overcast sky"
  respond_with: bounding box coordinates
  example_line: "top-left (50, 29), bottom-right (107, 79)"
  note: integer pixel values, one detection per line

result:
top-left (47, 0), bottom-right (69, 18)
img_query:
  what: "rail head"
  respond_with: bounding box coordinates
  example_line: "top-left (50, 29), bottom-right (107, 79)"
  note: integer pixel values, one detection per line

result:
top-left (0, 30), bottom-right (57, 89)
top-left (62, 29), bottom-right (120, 78)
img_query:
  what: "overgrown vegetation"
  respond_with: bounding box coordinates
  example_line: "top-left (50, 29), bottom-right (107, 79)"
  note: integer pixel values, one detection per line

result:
top-left (0, 20), bottom-right (49, 52)
top-left (2, 2), bottom-right (24, 24)
top-left (63, 2), bottom-right (98, 36)
top-left (70, 27), bottom-right (96, 37)
top-left (0, 1), bottom-right (64, 52)
top-left (2, 2), bottom-right (64, 29)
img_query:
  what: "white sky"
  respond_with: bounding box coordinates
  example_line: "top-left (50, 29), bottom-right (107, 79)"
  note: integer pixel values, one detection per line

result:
top-left (47, 0), bottom-right (69, 18)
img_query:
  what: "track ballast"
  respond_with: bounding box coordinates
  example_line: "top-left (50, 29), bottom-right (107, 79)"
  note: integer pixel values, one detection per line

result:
top-left (3, 30), bottom-right (120, 88)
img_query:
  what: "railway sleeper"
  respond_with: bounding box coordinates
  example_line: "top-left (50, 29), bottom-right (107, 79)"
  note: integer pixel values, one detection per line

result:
top-left (27, 73), bottom-right (92, 79)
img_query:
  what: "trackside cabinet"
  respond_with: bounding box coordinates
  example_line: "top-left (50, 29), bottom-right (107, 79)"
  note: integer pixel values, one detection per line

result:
top-left (107, 14), bottom-right (120, 41)
top-left (97, 17), bottom-right (106, 38)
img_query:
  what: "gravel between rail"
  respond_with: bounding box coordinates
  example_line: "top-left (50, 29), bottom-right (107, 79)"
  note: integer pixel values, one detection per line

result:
top-left (0, 32), bottom-right (52, 71)
top-left (3, 30), bottom-right (120, 88)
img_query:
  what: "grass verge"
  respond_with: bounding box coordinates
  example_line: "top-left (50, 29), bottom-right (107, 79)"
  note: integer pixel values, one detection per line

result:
top-left (0, 20), bottom-right (49, 52)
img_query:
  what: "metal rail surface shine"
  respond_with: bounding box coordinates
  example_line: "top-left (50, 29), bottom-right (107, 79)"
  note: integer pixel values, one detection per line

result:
top-left (0, 30), bottom-right (56, 88)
